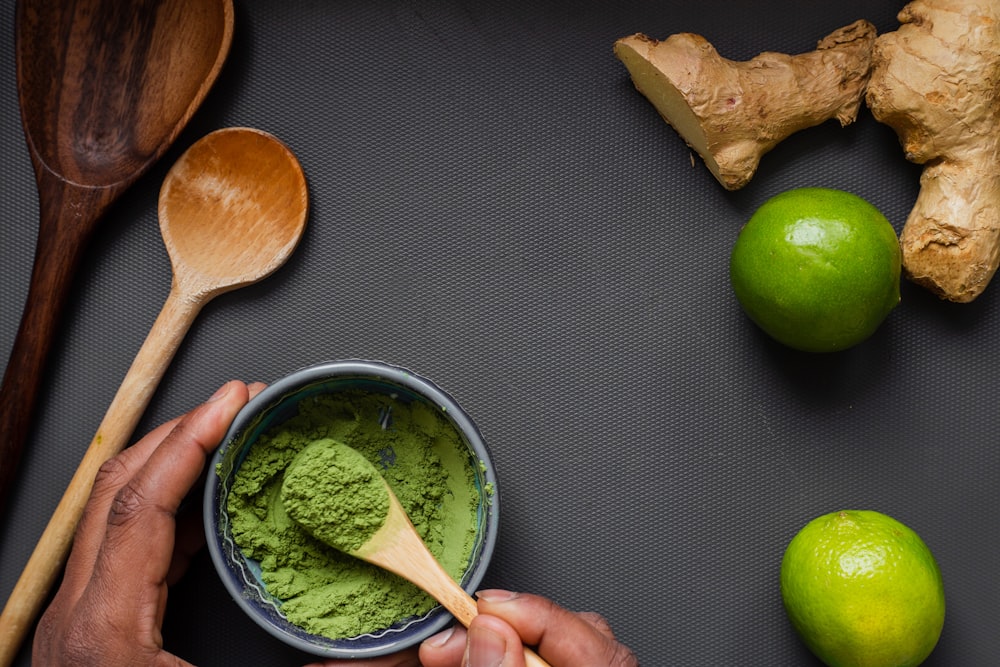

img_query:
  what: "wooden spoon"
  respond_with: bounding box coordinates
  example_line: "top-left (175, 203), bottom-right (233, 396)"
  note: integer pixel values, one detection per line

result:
top-left (0, 127), bottom-right (309, 666)
top-left (282, 440), bottom-right (551, 667)
top-left (0, 0), bottom-right (235, 517)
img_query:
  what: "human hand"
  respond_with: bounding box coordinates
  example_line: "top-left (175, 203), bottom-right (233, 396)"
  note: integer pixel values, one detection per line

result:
top-left (308, 589), bottom-right (637, 667)
top-left (31, 382), bottom-right (635, 667)
top-left (33, 380), bottom-right (261, 667)
top-left (422, 590), bottom-right (638, 667)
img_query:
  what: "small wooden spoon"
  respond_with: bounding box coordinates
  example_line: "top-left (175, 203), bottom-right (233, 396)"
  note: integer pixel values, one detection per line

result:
top-left (0, 0), bottom-right (234, 516)
top-left (283, 440), bottom-right (551, 667)
top-left (0, 127), bottom-right (309, 666)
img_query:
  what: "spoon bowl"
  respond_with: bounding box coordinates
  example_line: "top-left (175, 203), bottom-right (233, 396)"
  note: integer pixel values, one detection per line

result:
top-left (285, 440), bottom-right (550, 667)
top-left (0, 127), bottom-right (307, 666)
top-left (0, 0), bottom-right (235, 516)
top-left (17, 0), bottom-right (233, 187)
top-left (159, 127), bottom-right (309, 295)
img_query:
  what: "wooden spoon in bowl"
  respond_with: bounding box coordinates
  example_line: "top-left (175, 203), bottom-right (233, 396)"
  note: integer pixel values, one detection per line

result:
top-left (0, 127), bottom-right (309, 666)
top-left (0, 0), bottom-right (234, 517)
top-left (282, 439), bottom-right (552, 667)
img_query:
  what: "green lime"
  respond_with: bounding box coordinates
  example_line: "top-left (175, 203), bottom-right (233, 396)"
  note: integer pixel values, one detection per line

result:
top-left (781, 510), bottom-right (945, 667)
top-left (729, 187), bottom-right (901, 353)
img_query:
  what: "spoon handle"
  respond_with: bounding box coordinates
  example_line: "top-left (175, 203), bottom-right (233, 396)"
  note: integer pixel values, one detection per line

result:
top-left (0, 179), bottom-right (117, 519)
top-left (0, 283), bottom-right (204, 667)
top-left (358, 495), bottom-right (551, 667)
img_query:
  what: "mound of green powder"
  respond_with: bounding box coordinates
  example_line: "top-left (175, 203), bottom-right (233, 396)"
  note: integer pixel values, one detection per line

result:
top-left (226, 389), bottom-right (480, 639)
top-left (281, 439), bottom-right (390, 553)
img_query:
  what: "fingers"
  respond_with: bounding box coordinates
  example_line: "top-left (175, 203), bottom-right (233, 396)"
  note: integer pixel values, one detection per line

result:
top-left (474, 590), bottom-right (638, 667)
top-left (419, 625), bottom-right (467, 667)
top-left (419, 593), bottom-right (637, 667)
top-left (68, 381), bottom-right (265, 591)
top-left (247, 381), bottom-right (268, 397)
top-left (166, 381), bottom-right (268, 585)
top-left (94, 380), bottom-right (249, 579)
top-left (60, 415), bottom-right (184, 604)
top-left (466, 615), bottom-right (528, 667)
top-left (35, 381), bottom-right (255, 665)
top-left (76, 381), bottom-right (249, 639)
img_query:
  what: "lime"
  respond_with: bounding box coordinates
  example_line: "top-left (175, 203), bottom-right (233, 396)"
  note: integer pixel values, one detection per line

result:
top-left (781, 510), bottom-right (945, 667)
top-left (729, 188), bottom-right (901, 353)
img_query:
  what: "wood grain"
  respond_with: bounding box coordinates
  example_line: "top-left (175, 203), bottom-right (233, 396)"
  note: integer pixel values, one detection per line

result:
top-left (357, 483), bottom-right (552, 667)
top-left (0, 123), bottom-right (307, 666)
top-left (0, 0), bottom-right (234, 518)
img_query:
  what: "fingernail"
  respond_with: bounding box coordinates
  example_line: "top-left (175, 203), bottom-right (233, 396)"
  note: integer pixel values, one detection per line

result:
top-left (476, 589), bottom-right (518, 603)
top-left (207, 382), bottom-right (233, 402)
top-left (466, 625), bottom-right (507, 667)
top-left (427, 624), bottom-right (456, 647)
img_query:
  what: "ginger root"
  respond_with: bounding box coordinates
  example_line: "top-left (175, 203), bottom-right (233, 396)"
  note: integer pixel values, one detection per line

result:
top-left (614, 20), bottom-right (876, 190)
top-left (866, 0), bottom-right (1000, 302)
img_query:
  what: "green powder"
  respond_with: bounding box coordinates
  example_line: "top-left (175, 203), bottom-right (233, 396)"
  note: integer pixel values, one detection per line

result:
top-left (281, 439), bottom-right (390, 553)
top-left (226, 389), bottom-right (481, 639)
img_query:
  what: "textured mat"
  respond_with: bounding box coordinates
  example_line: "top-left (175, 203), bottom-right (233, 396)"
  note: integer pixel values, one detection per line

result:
top-left (1, 1), bottom-right (997, 665)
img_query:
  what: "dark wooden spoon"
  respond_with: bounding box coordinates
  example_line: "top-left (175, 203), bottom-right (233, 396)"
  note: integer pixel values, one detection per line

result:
top-left (0, 0), bottom-right (234, 517)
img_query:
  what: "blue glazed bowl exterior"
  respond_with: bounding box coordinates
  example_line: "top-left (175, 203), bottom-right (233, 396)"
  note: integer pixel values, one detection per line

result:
top-left (204, 360), bottom-right (499, 658)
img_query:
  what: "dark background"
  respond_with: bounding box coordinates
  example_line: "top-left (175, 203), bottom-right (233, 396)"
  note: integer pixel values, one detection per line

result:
top-left (2, 1), bottom-right (997, 665)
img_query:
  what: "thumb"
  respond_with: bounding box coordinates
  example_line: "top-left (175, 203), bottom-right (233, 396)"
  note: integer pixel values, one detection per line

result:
top-left (475, 590), bottom-right (637, 667)
top-left (465, 616), bottom-right (525, 667)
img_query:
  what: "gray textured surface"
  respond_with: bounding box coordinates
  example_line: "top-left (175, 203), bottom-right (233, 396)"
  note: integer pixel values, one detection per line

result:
top-left (2, 1), bottom-right (998, 665)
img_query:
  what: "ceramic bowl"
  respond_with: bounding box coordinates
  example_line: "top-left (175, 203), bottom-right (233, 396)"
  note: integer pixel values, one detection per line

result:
top-left (204, 359), bottom-right (499, 658)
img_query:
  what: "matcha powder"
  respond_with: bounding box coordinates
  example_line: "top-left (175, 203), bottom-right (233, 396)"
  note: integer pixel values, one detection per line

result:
top-left (281, 439), bottom-right (390, 553)
top-left (225, 389), bottom-right (481, 639)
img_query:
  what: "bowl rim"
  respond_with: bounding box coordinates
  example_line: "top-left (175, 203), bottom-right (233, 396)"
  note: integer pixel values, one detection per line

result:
top-left (203, 359), bottom-right (499, 658)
